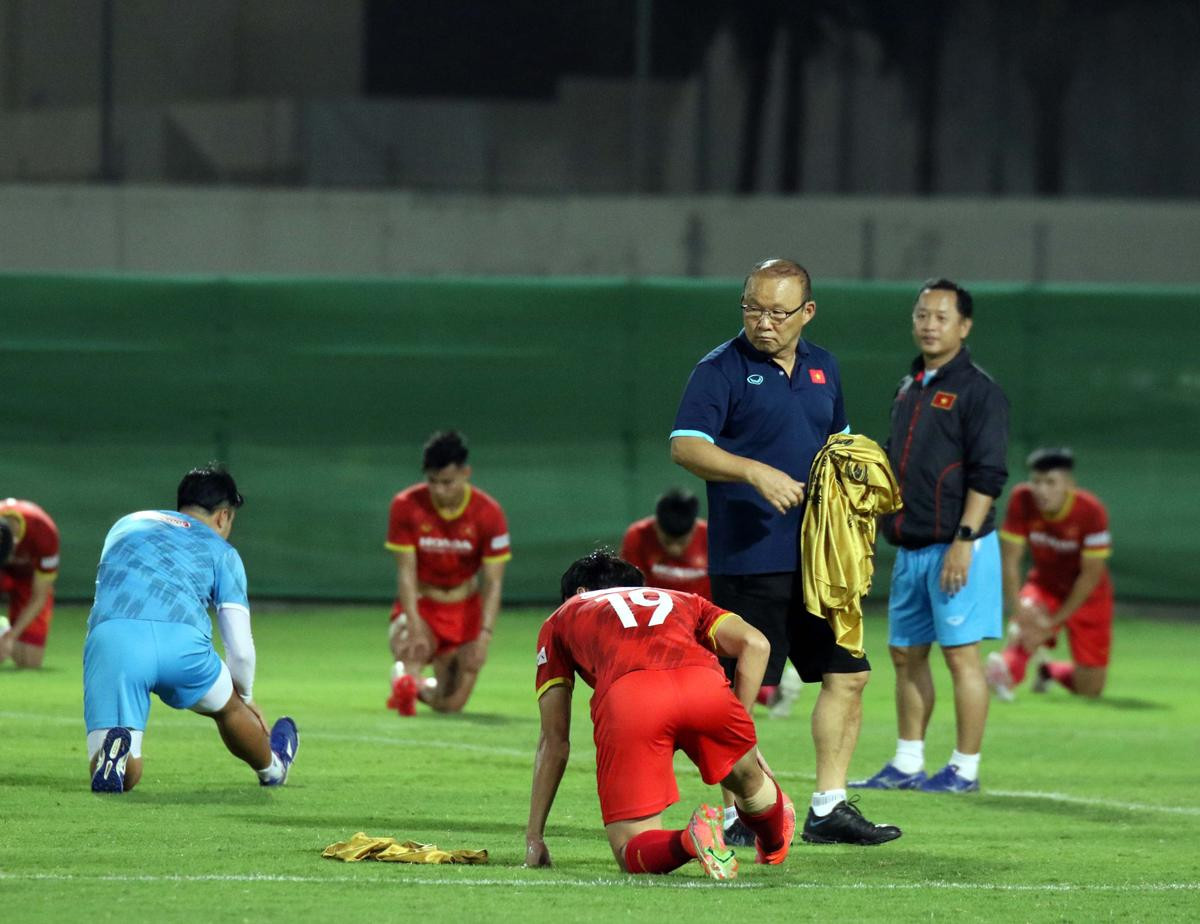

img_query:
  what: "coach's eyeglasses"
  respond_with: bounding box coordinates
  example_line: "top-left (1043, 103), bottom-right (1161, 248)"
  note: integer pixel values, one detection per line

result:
top-left (741, 303), bottom-right (807, 324)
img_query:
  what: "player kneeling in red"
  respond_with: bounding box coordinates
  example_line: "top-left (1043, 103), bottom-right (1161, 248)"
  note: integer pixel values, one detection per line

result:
top-left (988, 448), bottom-right (1114, 700)
top-left (384, 431), bottom-right (511, 715)
top-left (524, 551), bottom-right (793, 880)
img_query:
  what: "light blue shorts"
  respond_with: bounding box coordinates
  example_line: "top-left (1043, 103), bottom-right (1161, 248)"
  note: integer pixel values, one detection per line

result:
top-left (887, 531), bottom-right (1002, 647)
top-left (83, 619), bottom-right (223, 733)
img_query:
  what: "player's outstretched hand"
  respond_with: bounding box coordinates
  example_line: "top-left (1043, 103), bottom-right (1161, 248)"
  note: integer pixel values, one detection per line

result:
top-left (524, 836), bottom-right (552, 868)
top-left (748, 462), bottom-right (806, 514)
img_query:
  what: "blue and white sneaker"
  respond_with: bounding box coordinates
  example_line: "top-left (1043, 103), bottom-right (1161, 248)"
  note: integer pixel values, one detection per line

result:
top-left (91, 727), bottom-right (132, 794)
top-left (261, 716), bottom-right (298, 787)
top-left (919, 763), bottom-right (979, 793)
top-left (849, 763), bottom-right (927, 790)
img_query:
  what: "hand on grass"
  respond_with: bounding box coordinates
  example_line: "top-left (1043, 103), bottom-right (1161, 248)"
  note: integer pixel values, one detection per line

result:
top-left (524, 836), bottom-right (552, 868)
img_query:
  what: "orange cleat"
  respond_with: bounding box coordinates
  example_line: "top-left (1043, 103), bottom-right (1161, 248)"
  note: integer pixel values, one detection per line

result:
top-left (755, 789), bottom-right (795, 865)
top-left (387, 674), bottom-right (418, 716)
top-left (686, 804), bottom-right (738, 881)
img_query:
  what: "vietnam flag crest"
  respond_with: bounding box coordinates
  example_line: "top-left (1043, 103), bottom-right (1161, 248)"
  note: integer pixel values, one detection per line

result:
top-left (932, 391), bottom-right (957, 410)
top-left (808, 368), bottom-right (827, 384)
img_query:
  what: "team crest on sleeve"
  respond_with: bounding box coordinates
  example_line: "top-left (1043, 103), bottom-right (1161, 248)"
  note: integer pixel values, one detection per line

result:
top-left (932, 391), bottom-right (957, 410)
top-left (536, 646), bottom-right (548, 666)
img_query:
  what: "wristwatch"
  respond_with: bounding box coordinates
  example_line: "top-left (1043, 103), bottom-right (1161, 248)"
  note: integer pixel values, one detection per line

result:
top-left (956, 525), bottom-right (977, 541)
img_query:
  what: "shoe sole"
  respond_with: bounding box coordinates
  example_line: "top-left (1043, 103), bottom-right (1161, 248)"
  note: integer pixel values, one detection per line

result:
top-left (985, 654), bottom-right (1016, 701)
top-left (91, 728), bottom-right (131, 794)
top-left (801, 828), bottom-right (902, 846)
top-left (688, 805), bottom-right (738, 881)
top-left (262, 717), bottom-right (298, 787)
top-left (848, 777), bottom-right (926, 790)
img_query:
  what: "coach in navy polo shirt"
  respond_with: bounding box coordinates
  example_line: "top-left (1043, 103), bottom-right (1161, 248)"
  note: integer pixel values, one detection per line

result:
top-left (670, 258), bottom-right (900, 848)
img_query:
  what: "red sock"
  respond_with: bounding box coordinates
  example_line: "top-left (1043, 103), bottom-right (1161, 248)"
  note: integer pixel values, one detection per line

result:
top-left (1047, 661), bottom-right (1076, 692)
top-left (736, 782), bottom-right (786, 853)
top-left (756, 685), bottom-right (777, 706)
top-left (1003, 644), bottom-right (1031, 685)
top-left (623, 829), bottom-right (692, 874)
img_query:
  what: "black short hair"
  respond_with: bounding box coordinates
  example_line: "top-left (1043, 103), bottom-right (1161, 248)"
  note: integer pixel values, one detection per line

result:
top-left (0, 520), bottom-right (13, 565)
top-left (423, 430), bottom-right (469, 471)
top-left (1027, 447), bottom-right (1075, 472)
top-left (655, 488), bottom-right (699, 538)
top-left (176, 464), bottom-right (244, 513)
top-left (918, 278), bottom-right (974, 319)
top-left (559, 549), bottom-right (644, 602)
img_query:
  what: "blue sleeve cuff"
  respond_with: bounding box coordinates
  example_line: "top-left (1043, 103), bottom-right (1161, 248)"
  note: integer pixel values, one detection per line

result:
top-left (670, 429), bottom-right (715, 444)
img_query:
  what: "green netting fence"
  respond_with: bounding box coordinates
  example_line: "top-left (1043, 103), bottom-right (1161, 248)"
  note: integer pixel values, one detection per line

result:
top-left (2, 273), bottom-right (1196, 604)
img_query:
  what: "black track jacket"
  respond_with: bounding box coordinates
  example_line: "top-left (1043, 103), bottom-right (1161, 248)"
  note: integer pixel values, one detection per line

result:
top-left (880, 346), bottom-right (1009, 549)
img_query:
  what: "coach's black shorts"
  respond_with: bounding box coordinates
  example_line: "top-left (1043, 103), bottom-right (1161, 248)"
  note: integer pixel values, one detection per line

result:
top-left (710, 571), bottom-right (870, 685)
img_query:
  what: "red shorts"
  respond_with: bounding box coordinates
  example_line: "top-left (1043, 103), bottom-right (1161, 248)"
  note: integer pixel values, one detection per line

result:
top-left (1020, 582), bottom-right (1113, 668)
top-left (390, 595), bottom-right (482, 656)
top-left (592, 666), bottom-right (757, 825)
top-left (1, 576), bottom-right (55, 648)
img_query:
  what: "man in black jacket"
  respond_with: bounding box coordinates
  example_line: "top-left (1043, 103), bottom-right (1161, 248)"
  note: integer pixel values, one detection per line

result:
top-left (852, 279), bottom-right (1009, 794)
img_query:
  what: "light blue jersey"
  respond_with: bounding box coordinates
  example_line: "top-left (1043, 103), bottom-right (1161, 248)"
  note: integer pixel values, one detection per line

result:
top-left (88, 510), bottom-right (248, 637)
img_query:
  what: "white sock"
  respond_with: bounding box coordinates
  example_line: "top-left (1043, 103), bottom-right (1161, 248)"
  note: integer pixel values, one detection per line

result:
top-left (256, 752), bottom-right (284, 784)
top-left (391, 661), bottom-right (406, 681)
top-left (892, 738), bottom-right (925, 774)
top-left (723, 805), bottom-right (738, 829)
top-left (950, 750), bottom-right (980, 781)
top-left (810, 789), bottom-right (846, 817)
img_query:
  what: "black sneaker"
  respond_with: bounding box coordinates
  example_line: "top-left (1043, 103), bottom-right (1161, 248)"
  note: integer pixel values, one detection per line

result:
top-left (723, 817), bottom-right (757, 847)
top-left (801, 796), bottom-right (902, 846)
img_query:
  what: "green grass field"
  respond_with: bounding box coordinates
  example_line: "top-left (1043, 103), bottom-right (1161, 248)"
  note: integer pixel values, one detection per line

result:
top-left (3, 603), bottom-right (1199, 922)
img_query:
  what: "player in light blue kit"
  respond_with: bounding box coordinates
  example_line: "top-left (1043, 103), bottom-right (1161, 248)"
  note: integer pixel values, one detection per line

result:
top-left (83, 465), bottom-right (297, 793)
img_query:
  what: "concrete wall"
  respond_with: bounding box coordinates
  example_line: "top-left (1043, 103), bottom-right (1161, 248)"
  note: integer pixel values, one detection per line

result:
top-left (0, 0), bottom-right (362, 108)
top-left (1, 183), bottom-right (1197, 283)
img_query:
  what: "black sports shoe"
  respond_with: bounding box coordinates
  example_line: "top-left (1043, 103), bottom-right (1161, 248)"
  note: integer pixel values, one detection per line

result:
top-left (723, 817), bottom-right (757, 847)
top-left (801, 796), bottom-right (902, 846)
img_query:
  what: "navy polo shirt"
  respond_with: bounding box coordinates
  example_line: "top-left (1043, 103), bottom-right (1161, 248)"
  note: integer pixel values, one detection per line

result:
top-left (671, 332), bottom-right (847, 575)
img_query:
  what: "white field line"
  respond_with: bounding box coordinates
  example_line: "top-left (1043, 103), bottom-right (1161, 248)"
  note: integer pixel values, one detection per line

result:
top-left (7, 710), bottom-right (1199, 816)
top-left (986, 788), bottom-right (1200, 817)
top-left (768, 768), bottom-right (1200, 817)
top-left (0, 710), bottom-right (535, 759)
top-left (0, 871), bottom-right (1198, 893)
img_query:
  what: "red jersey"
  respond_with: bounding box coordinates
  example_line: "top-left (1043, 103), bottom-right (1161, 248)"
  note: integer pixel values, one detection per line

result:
top-left (385, 484), bottom-right (511, 588)
top-left (1001, 485), bottom-right (1112, 599)
top-left (620, 517), bottom-right (710, 599)
top-left (0, 499), bottom-right (60, 586)
top-left (535, 586), bottom-right (733, 713)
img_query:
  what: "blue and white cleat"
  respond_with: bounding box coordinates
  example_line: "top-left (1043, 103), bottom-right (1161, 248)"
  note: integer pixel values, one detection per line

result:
top-left (91, 727), bottom-right (132, 794)
top-left (849, 763), bottom-right (927, 790)
top-left (918, 763), bottom-right (979, 793)
top-left (261, 716), bottom-right (298, 787)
